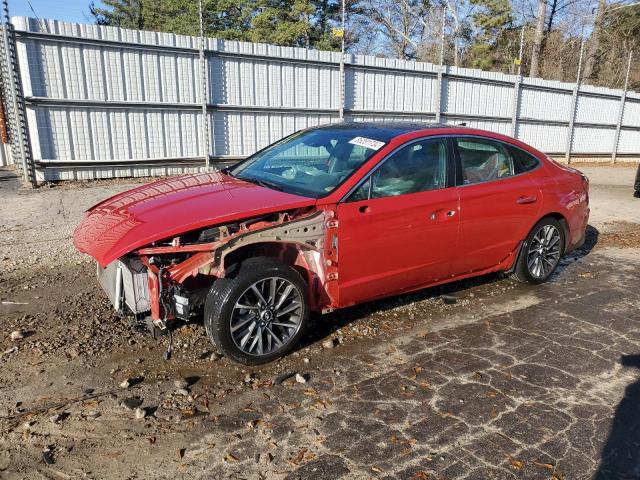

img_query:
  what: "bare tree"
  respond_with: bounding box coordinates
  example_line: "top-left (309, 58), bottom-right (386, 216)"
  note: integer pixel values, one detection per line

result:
top-left (582, 0), bottom-right (607, 81)
top-left (356, 0), bottom-right (429, 59)
top-left (529, 0), bottom-right (547, 77)
top-left (396, 0), bottom-right (462, 66)
top-left (442, 0), bottom-right (464, 66)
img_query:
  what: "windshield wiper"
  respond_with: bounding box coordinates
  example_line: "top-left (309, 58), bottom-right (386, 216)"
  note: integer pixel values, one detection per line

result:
top-left (239, 176), bottom-right (283, 192)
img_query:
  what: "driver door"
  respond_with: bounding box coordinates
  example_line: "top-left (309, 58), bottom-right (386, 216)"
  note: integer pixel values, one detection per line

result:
top-left (336, 137), bottom-right (460, 306)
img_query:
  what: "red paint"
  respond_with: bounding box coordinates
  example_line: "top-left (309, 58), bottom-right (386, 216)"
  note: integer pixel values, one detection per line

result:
top-left (73, 171), bottom-right (315, 267)
top-left (452, 173), bottom-right (541, 274)
top-left (337, 187), bottom-right (460, 306)
top-left (74, 126), bottom-right (589, 317)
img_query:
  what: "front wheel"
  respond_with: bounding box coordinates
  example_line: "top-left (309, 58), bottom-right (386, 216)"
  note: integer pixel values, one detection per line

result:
top-left (204, 258), bottom-right (309, 365)
top-left (512, 217), bottom-right (565, 284)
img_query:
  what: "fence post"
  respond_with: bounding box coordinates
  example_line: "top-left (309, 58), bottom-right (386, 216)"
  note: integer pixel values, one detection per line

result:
top-left (198, 0), bottom-right (210, 169)
top-left (511, 76), bottom-right (521, 137)
top-left (338, 0), bottom-right (346, 120)
top-left (612, 50), bottom-right (632, 164)
top-left (0, 13), bottom-right (35, 186)
top-left (0, 26), bottom-right (13, 166)
top-left (435, 8), bottom-right (446, 124)
top-left (564, 38), bottom-right (585, 164)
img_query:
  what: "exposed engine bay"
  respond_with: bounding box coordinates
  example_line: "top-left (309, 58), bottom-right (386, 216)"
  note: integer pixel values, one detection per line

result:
top-left (97, 207), bottom-right (339, 334)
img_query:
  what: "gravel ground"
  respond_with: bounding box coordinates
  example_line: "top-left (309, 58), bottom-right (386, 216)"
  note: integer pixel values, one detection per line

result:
top-left (0, 164), bottom-right (639, 479)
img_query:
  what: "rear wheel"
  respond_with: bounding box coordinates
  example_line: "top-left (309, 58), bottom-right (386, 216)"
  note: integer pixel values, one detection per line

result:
top-left (512, 217), bottom-right (564, 284)
top-left (204, 258), bottom-right (309, 365)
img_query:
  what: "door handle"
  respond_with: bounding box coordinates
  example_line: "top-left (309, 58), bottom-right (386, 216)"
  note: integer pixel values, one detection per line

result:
top-left (358, 205), bottom-right (370, 214)
top-left (516, 195), bottom-right (537, 204)
top-left (430, 209), bottom-right (457, 220)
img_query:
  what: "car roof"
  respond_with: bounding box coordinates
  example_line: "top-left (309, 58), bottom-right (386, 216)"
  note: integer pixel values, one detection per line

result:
top-left (309, 121), bottom-right (547, 162)
top-left (312, 121), bottom-right (454, 143)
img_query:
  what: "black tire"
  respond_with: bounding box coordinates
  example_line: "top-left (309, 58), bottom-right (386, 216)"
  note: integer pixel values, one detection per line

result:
top-left (204, 257), bottom-right (310, 365)
top-left (512, 217), bottom-right (565, 284)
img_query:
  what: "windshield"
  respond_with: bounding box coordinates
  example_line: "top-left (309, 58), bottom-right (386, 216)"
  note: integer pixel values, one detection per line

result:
top-left (229, 128), bottom-right (386, 198)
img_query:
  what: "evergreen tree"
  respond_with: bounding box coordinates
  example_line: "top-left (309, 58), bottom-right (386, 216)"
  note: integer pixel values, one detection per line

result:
top-left (467, 0), bottom-right (513, 69)
top-left (90, 0), bottom-right (346, 50)
top-left (90, 0), bottom-right (145, 29)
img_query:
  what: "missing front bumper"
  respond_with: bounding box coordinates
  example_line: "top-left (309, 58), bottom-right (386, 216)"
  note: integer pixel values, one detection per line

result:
top-left (97, 257), bottom-right (151, 314)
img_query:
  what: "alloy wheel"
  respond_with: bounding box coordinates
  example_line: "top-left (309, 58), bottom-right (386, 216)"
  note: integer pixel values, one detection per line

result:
top-left (230, 277), bottom-right (303, 356)
top-left (527, 224), bottom-right (562, 278)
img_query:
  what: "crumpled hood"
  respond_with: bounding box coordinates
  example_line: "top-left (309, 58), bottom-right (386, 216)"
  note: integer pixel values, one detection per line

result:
top-left (73, 172), bottom-right (315, 266)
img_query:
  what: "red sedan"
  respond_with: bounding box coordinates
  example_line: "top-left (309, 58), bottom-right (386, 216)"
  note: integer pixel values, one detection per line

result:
top-left (74, 123), bottom-right (590, 364)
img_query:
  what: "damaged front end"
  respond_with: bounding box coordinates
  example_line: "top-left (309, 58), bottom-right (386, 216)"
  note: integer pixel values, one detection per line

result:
top-left (97, 256), bottom-right (150, 315)
top-left (96, 207), bottom-right (339, 333)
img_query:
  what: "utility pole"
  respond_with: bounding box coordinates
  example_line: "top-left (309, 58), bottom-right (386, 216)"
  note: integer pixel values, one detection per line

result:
top-left (439, 8), bottom-right (446, 67)
top-left (435, 8), bottom-right (446, 124)
top-left (511, 25), bottom-right (525, 137)
top-left (339, 0), bottom-right (346, 121)
top-left (517, 25), bottom-right (525, 76)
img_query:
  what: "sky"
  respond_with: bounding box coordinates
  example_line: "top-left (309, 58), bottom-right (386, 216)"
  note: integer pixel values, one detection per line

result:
top-left (9, 0), bottom-right (99, 24)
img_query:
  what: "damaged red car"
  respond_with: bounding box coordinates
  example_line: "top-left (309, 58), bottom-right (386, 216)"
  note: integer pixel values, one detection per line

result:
top-left (74, 123), bottom-right (589, 364)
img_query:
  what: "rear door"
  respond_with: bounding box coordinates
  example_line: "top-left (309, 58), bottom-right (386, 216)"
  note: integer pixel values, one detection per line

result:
top-left (451, 137), bottom-right (542, 275)
top-left (336, 137), bottom-right (460, 306)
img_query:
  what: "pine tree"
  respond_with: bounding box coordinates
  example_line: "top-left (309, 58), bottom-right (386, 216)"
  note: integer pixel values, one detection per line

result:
top-left (90, 0), bottom-right (346, 50)
top-left (467, 0), bottom-right (513, 69)
top-left (90, 0), bottom-right (145, 29)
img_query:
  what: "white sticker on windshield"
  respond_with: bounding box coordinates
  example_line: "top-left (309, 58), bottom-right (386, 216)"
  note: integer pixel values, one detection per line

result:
top-left (349, 136), bottom-right (385, 151)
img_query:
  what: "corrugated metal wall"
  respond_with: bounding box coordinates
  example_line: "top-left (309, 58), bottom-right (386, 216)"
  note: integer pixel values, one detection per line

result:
top-left (8, 16), bottom-right (640, 181)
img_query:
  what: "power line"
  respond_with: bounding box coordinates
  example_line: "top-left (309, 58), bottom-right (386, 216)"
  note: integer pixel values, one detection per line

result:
top-left (23, 0), bottom-right (46, 30)
top-left (23, 0), bottom-right (39, 19)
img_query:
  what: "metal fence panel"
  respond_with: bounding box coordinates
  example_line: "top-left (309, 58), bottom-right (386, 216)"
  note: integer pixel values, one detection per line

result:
top-left (445, 117), bottom-right (512, 136)
top-left (622, 100), bottom-right (640, 127)
top-left (572, 126), bottom-right (616, 153)
top-left (519, 87), bottom-right (573, 123)
top-left (444, 78), bottom-right (514, 118)
top-left (212, 111), bottom-right (336, 157)
top-left (618, 129), bottom-right (640, 154)
top-left (4, 16), bottom-right (639, 182)
top-left (517, 122), bottom-right (569, 153)
top-left (575, 94), bottom-right (619, 125)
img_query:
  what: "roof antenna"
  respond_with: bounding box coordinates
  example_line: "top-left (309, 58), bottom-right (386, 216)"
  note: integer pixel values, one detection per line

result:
top-left (458, 122), bottom-right (467, 126)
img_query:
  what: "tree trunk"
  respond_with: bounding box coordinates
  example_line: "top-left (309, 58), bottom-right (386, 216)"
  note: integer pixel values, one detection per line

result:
top-left (545, 0), bottom-right (558, 33)
top-left (582, 0), bottom-right (607, 81)
top-left (137, 0), bottom-right (144, 30)
top-left (529, 0), bottom-right (547, 77)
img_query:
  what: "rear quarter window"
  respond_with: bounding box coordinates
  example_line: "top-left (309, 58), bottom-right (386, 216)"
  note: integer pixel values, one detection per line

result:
top-left (509, 146), bottom-right (541, 174)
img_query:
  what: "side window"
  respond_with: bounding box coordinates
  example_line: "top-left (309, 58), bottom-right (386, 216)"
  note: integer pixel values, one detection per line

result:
top-left (456, 138), bottom-right (514, 185)
top-left (348, 177), bottom-right (370, 202)
top-left (368, 138), bottom-right (448, 199)
top-left (509, 146), bottom-right (541, 174)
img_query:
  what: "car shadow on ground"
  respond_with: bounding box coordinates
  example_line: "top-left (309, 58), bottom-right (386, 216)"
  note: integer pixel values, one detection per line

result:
top-left (566, 224), bottom-right (599, 260)
top-left (552, 224), bottom-right (599, 277)
top-left (595, 354), bottom-right (640, 479)
top-left (297, 224), bottom-right (600, 353)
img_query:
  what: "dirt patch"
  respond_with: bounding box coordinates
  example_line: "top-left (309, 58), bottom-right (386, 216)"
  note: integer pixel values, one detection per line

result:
top-left (597, 221), bottom-right (640, 248)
